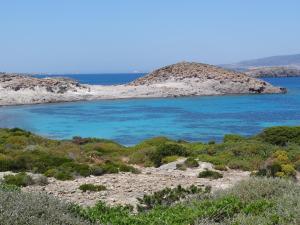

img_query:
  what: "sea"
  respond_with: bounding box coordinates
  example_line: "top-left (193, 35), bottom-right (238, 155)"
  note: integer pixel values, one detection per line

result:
top-left (0, 74), bottom-right (299, 145)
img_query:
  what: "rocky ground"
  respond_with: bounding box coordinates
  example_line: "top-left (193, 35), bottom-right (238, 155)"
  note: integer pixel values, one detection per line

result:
top-left (18, 160), bottom-right (251, 207)
top-left (0, 62), bottom-right (286, 106)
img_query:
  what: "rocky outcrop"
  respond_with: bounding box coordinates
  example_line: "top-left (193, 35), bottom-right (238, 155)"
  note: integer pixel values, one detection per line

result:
top-left (0, 74), bottom-right (87, 93)
top-left (245, 66), bottom-right (300, 78)
top-left (131, 62), bottom-right (287, 94)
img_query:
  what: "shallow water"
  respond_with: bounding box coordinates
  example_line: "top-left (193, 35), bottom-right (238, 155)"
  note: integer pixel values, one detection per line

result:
top-left (1, 77), bottom-right (299, 145)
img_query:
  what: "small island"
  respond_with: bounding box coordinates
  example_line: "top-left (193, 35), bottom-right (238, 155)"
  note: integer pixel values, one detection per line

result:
top-left (0, 62), bottom-right (286, 106)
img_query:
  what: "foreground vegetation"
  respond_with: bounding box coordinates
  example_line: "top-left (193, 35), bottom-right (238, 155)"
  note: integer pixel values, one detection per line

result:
top-left (1, 178), bottom-right (299, 225)
top-left (0, 126), bottom-right (299, 180)
top-left (0, 126), bottom-right (300, 224)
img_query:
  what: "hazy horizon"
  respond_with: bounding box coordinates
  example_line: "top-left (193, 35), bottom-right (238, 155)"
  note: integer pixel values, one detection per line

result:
top-left (1, 0), bottom-right (300, 74)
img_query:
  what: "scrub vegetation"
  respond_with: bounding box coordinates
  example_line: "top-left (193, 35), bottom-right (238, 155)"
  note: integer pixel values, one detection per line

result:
top-left (0, 126), bottom-right (299, 180)
top-left (1, 178), bottom-right (298, 225)
top-left (0, 126), bottom-right (300, 224)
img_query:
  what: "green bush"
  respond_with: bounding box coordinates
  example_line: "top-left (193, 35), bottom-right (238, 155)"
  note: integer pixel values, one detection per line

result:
top-left (90, 166), bottom-right (104, 176)
top-left (223, 134), bottom-right (244, 143)
top-left (184, 157), bottom-right (199, 168)
top-left (161, 155), bottom-right (180, 164)
top-left (0, 183), bottom-right (21, 192)
top-left (137, 185), bottom-right (207, 212)
top-left (150, 143), bottom-right (189, 167)
top-left (44, 168), bottom-right (58, 177)
top-left (256, 150), bottom-right (297, 178)
top-left (208, 140), bottom-right (216, 145)
top-left (79, 184), bottom-right (106, 192)
top-left (295, 160), bottom-right (300, 172)
top-left (2, 172), bottom-right (34, 187)
top-left (55, 171), bottom-right (74, 181)
top-left (258, 126), bottom-right (300, 146)
top-left (198, 170), bottom-right (223, 179)
top-left (100, 161), bottom-right (139, 174)
top-left (214, 164), bottom-right (228, 171)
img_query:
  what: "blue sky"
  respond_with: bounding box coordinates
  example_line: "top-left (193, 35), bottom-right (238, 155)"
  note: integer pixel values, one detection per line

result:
top-left (1, 0), bottom-right (300, 73)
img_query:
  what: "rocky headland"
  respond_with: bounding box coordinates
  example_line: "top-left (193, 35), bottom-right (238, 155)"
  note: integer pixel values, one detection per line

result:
top-left (0, 62), bottom-right (286, 106)
top-left (245, 66), bottom-right (300, 78)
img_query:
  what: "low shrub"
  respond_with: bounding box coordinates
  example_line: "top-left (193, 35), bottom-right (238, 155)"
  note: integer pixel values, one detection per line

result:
top-left (128, 147), bottom-right (156, 166)
top-left (176, 163), bottom-right (187, 170)
top-left (184, 157), bottom-right (199, 168)
top-left (0, 183), bottom-right (21, 192)
top-left (44, 168), bottom-right (73, 180)
top-left (223, 134), bottom-right (244, 143)
top-left (90, 166), bottom-right (104, 176)
top-left (72, 201), bottom-right (133, 224)
top-left (100, 161), bottom-right (140, 174)
top-left (2, 172), bottom-right (34, 187)
top-left (150, 143), bottom-right (189, 167)
top-left (44, 168), bottom-right (58, 177)
top-left (227, 159), bottom-right (253, 171)
top-left (214, 164), bottom-right (228, 171)
top-left (137, 185), bottom-right (207, 212)
top-left (55, 171), bottom-right (74, 181)
top-left (256, 150), bottom-right (297, 178)
top-left (295, 159), bottom-right (300, 172)
top-left (161, 155), bottom-right (180, 164)
top-left (79, 184), bottom-right (106, 192)
top-left (198, 170), bottom-right (223, 179)
top-left (208, 140), bottom-right (216, 145)
top-left (258, 126), bottom-right (300, 146)
top-left (0, 189), bottom-right (91, 225)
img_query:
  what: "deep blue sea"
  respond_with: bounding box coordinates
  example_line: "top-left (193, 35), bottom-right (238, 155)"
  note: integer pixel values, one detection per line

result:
top-left (1, 75), bottom-right (300, 145)
top-left (33, 74), bottom-right (145, 85)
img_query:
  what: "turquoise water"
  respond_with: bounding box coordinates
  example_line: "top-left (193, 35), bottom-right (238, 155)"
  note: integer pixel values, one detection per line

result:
top-left (0, 77), bottom-right (299, 145)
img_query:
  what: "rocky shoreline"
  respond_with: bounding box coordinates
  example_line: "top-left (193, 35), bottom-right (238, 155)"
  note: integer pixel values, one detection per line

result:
top-left (0, 62), bottom-right (287, 106)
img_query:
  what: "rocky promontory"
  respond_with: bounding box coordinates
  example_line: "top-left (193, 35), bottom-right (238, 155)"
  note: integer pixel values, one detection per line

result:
top-left (0, 62), bottom-right (286, 106)
top-left (131, 62), bottom-right (286, 94)
top-left (245, 66), bottom-right (300, 78)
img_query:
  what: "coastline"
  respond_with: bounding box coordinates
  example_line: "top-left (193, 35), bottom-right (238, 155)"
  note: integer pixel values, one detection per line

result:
top-left (0, 78), bottom-right (287, 106)
top-left (0, 86), bottom-right (287, 107)
top-left (0, 62), bottom-right (288, 106)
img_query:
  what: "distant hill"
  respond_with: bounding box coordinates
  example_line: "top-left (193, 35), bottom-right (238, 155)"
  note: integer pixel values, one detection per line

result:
top-left (223, 54), bottom-right (300, 71)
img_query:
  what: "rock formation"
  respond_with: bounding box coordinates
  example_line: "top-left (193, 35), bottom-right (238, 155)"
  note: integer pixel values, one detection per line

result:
top-left (131, 62), bottom-right (286, 94)
top-left (0, 74), bottom-right (87, 93)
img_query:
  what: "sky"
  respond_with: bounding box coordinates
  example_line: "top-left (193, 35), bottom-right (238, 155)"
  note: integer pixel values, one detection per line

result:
top-left (0, 0), bottom-right (300, 73)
